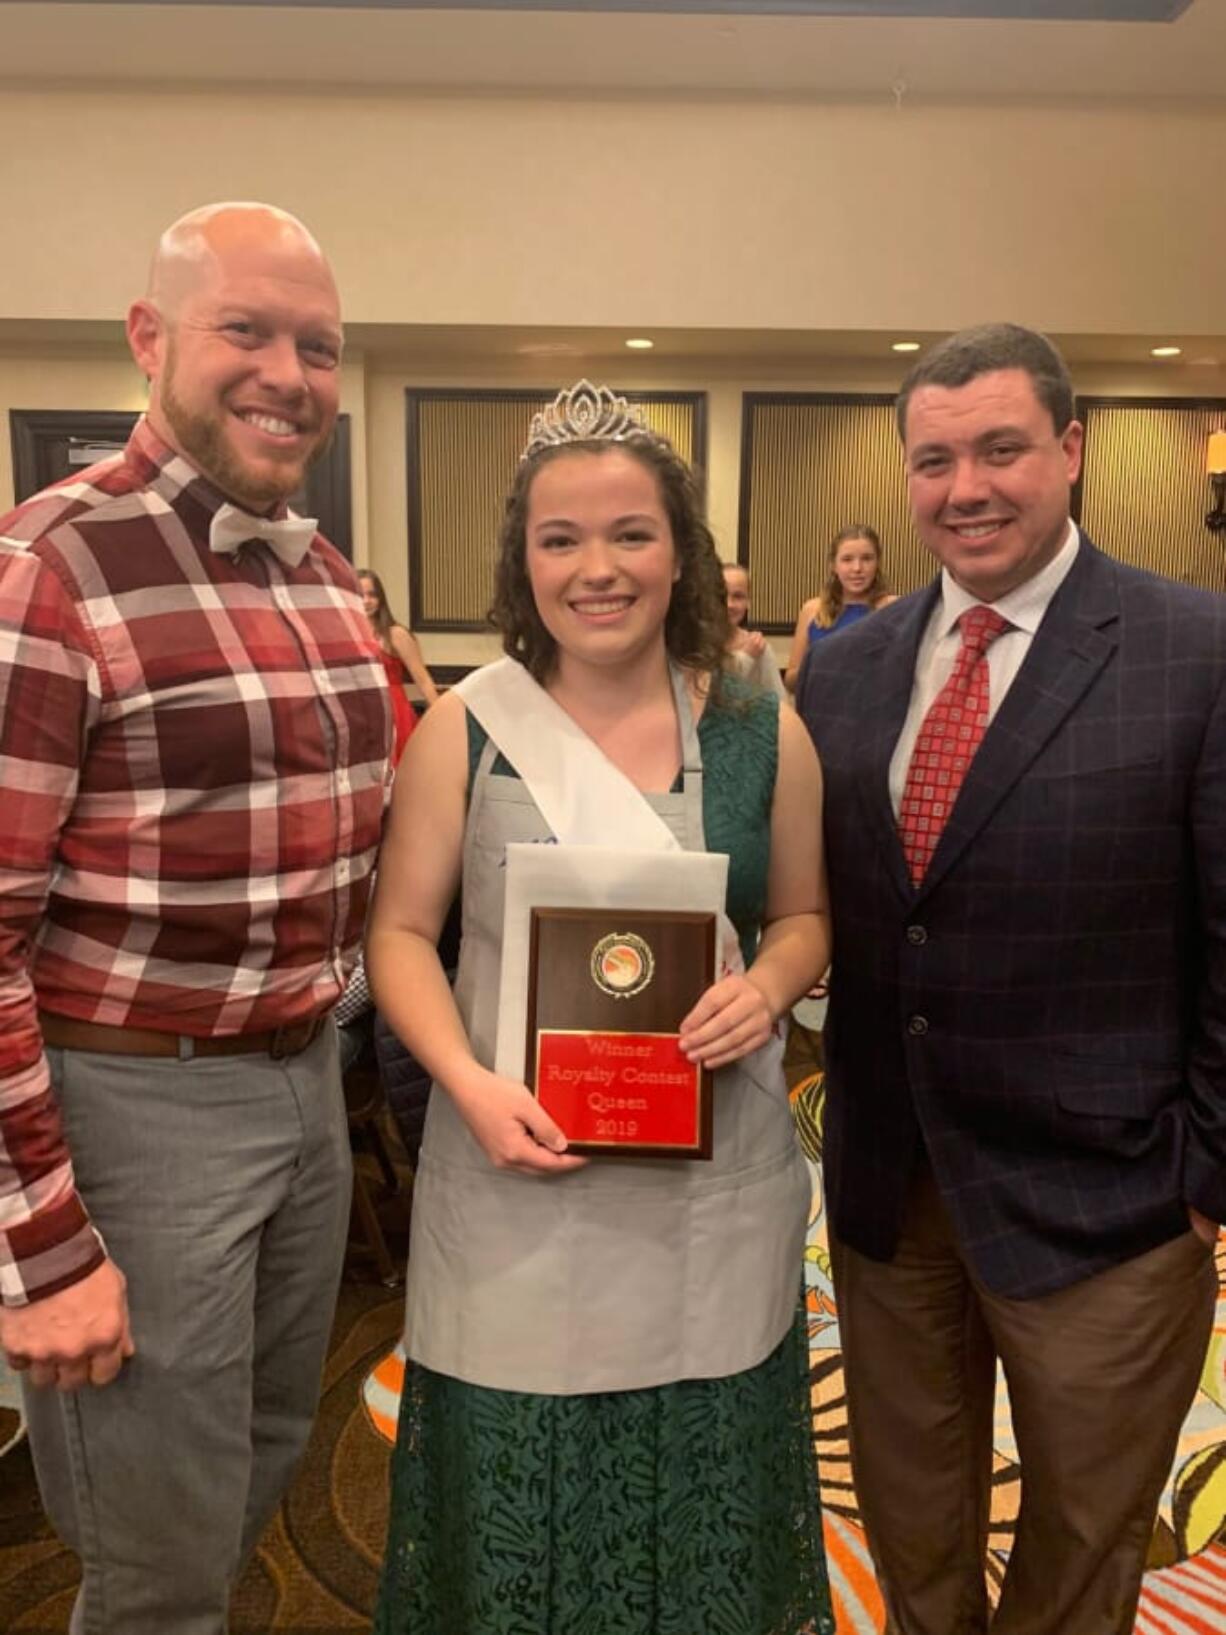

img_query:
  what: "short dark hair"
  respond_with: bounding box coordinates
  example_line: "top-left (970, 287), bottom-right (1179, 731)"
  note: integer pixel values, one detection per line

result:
top-left (896, 323), bottom-right (1075, 441)
top-left (490, 435), bottom-right (729, 687)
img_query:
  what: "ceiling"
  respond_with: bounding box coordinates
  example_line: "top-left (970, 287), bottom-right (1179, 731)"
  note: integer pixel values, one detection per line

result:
top-left (0, 0), bottom-right (1222, 99)
top-left (1, 1), bottom-right (1220, 378)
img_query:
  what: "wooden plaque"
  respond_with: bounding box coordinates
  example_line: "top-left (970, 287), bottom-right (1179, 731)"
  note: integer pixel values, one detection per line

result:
top-left (525, 907), bottom-right (716, 1159)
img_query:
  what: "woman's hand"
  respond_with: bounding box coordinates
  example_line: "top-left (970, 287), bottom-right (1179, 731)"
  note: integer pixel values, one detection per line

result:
top-left (453, 1069), bottom-right (589, 1176)
top-left (678, 974), bottom-right (774, 1070)
top-left (730, 628), bottom-right (767, 658)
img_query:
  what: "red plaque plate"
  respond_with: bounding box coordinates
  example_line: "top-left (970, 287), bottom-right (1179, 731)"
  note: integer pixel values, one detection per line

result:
top-left (525, 907), bottom-right (715, 1159)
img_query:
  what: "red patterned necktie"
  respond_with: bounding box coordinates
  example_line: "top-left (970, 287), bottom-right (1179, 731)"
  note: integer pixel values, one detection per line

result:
top-left (898, 604), bottom-right (1010, 886)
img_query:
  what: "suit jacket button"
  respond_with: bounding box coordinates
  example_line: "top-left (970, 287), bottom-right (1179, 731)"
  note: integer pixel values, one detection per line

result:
top-left (906, 925), bottom-right (927, 945)
top-left (907, 1015), bottom-right (929, 1036)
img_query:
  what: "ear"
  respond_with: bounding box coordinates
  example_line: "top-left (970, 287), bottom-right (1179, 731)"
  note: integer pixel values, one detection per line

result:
top-left (126, 299), bottom-right (166, 383)
top-left (1061, 419), bottom-right (1085, 486)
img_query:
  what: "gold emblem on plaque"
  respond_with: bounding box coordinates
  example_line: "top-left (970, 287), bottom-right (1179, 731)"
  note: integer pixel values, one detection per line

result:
top-left (591, 932), bottom-right (655, 999)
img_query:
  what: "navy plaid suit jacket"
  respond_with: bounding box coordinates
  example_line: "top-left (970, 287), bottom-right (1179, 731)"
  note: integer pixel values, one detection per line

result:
top-left (797, 536), bottom-right (1226, 1299)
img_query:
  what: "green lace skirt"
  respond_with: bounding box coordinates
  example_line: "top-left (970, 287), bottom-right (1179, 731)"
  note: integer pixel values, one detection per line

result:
top-left (374, 1312), bottom-right (834, 1635)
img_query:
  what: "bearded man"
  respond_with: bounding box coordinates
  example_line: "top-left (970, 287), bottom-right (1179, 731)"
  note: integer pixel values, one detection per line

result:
top-left (0, 202), bottom-right (389, 1634)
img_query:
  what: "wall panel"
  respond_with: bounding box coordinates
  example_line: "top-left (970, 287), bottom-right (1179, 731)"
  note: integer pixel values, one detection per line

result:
top-left (740, 393), bottom-right (1226, 630)
top-left (1079, 399), bottom-right (1226, 593)
top-left (407, 389), bottom-right (705, 631)
top-left (738, 394), bottom-right (925, 630)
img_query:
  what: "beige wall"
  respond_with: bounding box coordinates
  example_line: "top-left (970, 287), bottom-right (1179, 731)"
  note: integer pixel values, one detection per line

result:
top-left (1, 81), bottom-right (1223, 664)
top-left (1, 86), bottom-right (1224, 338)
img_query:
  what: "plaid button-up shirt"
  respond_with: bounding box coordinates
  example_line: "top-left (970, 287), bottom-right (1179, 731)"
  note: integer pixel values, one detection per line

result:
top-left (0, 420), bottom-right (391, 1306)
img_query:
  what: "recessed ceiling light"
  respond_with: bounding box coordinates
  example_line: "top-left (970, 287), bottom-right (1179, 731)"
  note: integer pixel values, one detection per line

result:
top-left (625, 337), bottom-right (654, 351)
top-left (1151, 345), bottom-right (1182, 358)
top-left (892, 341), bottom-right (921, 353)
top-left (516, 341), bottom-right (582, 358)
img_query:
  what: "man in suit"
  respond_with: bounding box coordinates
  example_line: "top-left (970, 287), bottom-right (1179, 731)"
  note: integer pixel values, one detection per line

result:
top-left (796, 323), bottom-right (1224, 1635)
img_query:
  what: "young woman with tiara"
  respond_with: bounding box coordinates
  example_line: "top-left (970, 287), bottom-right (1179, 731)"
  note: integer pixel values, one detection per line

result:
top-left (783, 524), bottom-right (896, 692)
top-left (367, 382), bottom-right (834, 1635)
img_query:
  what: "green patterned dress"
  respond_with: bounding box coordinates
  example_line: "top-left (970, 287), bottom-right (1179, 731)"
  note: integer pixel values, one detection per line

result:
top-left (374, 685), bottom-right (834, 1635)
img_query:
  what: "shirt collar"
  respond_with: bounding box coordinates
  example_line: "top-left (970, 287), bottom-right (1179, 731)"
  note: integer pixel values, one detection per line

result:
top-left (936, 518), bottom-right (1080, 640)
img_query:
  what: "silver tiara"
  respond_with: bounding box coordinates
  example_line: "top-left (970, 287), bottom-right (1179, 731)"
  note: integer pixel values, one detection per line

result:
top-left (521, 380), bottom-right (662, 463)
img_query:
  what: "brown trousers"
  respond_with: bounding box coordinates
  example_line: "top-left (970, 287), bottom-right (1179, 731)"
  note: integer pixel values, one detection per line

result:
top-left (829, 1166), bottom-right (1217, 1635)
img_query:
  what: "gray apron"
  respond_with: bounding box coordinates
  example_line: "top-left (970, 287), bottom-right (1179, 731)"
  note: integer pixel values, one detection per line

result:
top-left (403, 670), bottom-right (811, 1395)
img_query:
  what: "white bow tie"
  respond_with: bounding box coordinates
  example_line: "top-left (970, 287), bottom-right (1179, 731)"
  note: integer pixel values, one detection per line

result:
top-left (208, 503), bottom-right (318, 569)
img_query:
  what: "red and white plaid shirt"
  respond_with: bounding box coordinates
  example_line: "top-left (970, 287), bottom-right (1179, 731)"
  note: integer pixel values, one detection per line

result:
top-left (0, 420), bottom-right (391, 1306)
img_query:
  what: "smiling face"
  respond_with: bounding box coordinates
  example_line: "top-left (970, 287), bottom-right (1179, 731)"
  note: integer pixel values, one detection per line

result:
top-left (832, 535), bottom-right (879, 603)
top-left (524, 448), bottom-right (678, 677)
top-left (127, 206), bottom-right (342, 513)
top-left (722, 563), bottom-right (750, 626)
top-left (903, 367), bottom-right (1083, 602)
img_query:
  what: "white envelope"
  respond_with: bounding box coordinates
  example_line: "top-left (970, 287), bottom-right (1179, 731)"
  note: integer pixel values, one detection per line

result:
top-left (495, 842), bottom-right (729, 1083)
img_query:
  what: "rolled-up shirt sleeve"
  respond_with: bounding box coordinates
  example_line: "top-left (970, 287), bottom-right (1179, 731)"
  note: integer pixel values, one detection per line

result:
top-left (0, 542), bottom-right (104, 1306)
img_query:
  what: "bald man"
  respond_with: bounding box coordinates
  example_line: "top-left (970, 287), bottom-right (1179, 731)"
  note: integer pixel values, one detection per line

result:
top-left (0, 203), bottom-right (390, 1633)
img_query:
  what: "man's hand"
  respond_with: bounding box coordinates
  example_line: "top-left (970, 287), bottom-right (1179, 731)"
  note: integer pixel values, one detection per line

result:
top-left (0, 1259), bottom-right (134, 1391)
top-left (1189, 1205), bottom-right (1220, 1249)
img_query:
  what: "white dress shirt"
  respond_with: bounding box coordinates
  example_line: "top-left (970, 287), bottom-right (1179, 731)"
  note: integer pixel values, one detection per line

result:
top-left (888, 521), bottom-right (1081, 818)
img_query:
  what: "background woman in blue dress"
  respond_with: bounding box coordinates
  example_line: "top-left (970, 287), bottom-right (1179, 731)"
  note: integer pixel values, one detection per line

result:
top-left (783, 523), bottom-right (895, 692)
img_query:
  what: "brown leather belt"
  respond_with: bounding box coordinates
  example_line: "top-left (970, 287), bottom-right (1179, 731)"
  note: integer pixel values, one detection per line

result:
top-left (39, 1011), bottom-right (328, 1061)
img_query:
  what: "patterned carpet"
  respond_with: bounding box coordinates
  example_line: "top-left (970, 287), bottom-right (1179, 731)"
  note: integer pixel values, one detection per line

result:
top-left (1, 1042), bottom-right (1223, 1633)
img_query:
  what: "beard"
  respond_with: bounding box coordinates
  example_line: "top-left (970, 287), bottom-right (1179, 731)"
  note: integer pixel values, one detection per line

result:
top-left (159, 344), bottom-right (330, 514)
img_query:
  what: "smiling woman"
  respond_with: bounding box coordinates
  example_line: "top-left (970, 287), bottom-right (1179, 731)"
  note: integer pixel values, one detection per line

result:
top-left (783, 523), bottom-right (894, 692)
top-left (366, 382), bottom-right (835, 1635)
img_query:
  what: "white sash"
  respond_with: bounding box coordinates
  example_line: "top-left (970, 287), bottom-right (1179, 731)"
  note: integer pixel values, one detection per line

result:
top-left (456, 657), bottom-right (684, 852)
top-left (454, 658), bottom-right (733, 1080)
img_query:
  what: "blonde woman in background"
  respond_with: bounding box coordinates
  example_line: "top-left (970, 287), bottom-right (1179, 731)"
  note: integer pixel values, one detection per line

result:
top-left (783, 524), bottom-right (896, 692)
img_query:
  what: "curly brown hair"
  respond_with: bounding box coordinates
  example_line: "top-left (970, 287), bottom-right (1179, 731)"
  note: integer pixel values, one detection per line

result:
top-left (490, 435), bottom-right (730, 690)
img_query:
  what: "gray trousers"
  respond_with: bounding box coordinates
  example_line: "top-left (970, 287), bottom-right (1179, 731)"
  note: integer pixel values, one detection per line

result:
top-left (24, 1025), bottom-right (352, 1635)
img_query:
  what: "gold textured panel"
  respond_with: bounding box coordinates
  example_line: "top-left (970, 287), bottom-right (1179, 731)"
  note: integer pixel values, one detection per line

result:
top-left (410, 391), bottom-right (699, 629)
top-left (740, 398), bottom-right (929, 630)
top-left (637, 400), bottom-right (695, 466)
top-left (1080, 403), bottom-right (1226, 594)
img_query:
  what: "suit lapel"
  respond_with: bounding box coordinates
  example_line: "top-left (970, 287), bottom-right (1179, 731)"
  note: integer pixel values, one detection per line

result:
top-left (853, 584), bottom-right (939, 903)
top-left (916, 540), bottom-right (1121, 901)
